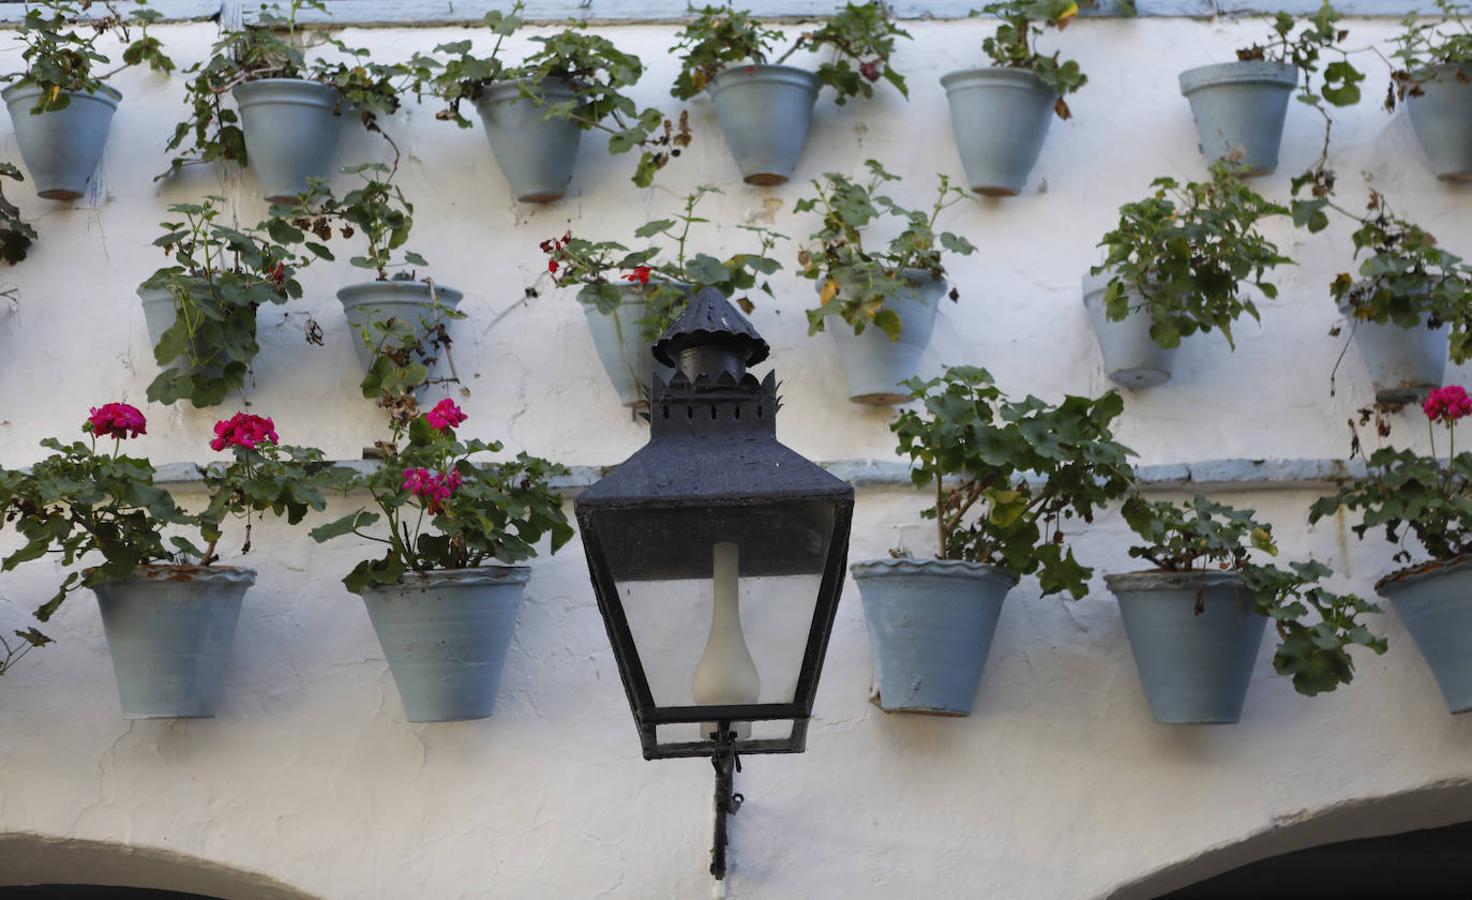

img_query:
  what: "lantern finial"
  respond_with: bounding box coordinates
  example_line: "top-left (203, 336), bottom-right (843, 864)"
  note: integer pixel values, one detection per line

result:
top-left (652, 287), bottom-right (770, 380)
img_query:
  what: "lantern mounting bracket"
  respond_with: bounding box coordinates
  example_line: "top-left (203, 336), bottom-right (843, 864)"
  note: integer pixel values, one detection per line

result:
top-left (710, 724), bottom-right (744, 881)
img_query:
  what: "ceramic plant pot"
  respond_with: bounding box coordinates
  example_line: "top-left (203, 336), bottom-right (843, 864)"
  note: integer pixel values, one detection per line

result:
top-left (708, 64), bottom-right (820, 186)
top-left (233, 78), bottom-right (344, 202)
top-left (581, 282), bottom-right (680, 408)
top-left (1405, 64), bottom-right (1472, 183)
top-left (361, 566), bottom-right (530, 722)
top-left (940, 67), bottom-right (1057, 196)
top-left (474, 79), bottom-right (583, 203)
top-left (2, 82), bottom-right (121, 200)
top-left (824, 269), bottom-right (946, 405)
top-left (851, 558), bottom-right (1017, 716)
top-left (337, 280), bottom-right (463, 374)
top-left (93, 564), bottom-right (254, 718)
top-left (1082, 272), bottom-right (1176, 389)
top-left (1107, 570), bottom-right (1267, 724)
top-left (1338, 298), bottom-right (1447, 405)
top-left (1376, 556), bottom-right (1472, 714)
top-left (1178, 61), bottom-right (1297, 175)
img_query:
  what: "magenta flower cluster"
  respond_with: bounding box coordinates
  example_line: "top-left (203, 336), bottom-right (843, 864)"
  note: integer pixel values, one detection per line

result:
top-left (210, 412), bottom-right (280, 452)
top-left (87, 403), bottom-right (147, 440)
top-left (425, 398), bottom-right (468, 432)
top-left (1423, 385), bottom-right (1472, 424)
top-left (402, 466), bottom-right (464, 514)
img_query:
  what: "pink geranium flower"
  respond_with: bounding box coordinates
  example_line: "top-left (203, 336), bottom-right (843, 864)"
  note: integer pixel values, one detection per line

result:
top-left (425, 398), bottom-right (468, 432)
top-left (210, 413), bottom-right (280, 452)
top-left (87, 403), bottom-right (147, 440)
top-left (402, 466), bottom-right (464, 514)
top-left (1423, 386), bottom-right (1472, 424)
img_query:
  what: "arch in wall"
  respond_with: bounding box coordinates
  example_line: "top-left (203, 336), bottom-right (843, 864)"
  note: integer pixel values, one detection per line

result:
top-left (0, 834), bottom-right (316, 900)
top-left (1102, 778), bottom-right (1472, 900)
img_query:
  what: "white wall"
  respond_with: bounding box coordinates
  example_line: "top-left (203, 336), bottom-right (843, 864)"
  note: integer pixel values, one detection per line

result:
top-left (1, 16), bottom-right (1470, 900)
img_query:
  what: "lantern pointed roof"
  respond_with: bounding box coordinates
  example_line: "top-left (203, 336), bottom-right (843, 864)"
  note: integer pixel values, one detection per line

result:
top-left (651, 287), bottom-right (770, 368)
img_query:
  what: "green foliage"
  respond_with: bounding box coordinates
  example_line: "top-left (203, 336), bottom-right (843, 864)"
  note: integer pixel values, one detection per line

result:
top-left (1390, 0), bottom-right (1472, 105)
top-left (794, 159), bottom-right (975, 339)
top-left (141, 198), bottom-right (312, 408)
top-left (978, 0), bottom-right (1087, 117)
top-left (543, 186), bottom-right (785, 341)
top-left (408, 3), bottom-right (686, 188)
top-left (276, 164), bottom-right (425, 280)
top-left (309, 408), bottom-right (573, 593)
top-left (197, 439), bottom-right (345, 564)
top-left (891, 366), bottom-right (1136, 598)
top-left (1311, 447), bottom-right (1472, 566)
top-left (0, 627), bottom-right (53, 677)
top-left (1237, 2), bottom-right (1362, 109)
top-left (0, 164), bottom-right (36, 265)
top-left (671, 2), bottom-right (910, 105)
top-left (5, 0), bottom-right (173, 114)
top-left (1093, 161), bottom-right (1290, 350)
top-left (160, 1), bottom-right (411, 181)
top-left (1122, 494), bottom-right (1386, 696)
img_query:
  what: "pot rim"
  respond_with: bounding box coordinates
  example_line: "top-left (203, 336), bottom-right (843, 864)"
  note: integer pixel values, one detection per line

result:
top-left (337, 280), bottom-right (465, 306)
top-left (939, 66), bottom-right (1052, 93)
top-left (1104, 568), bottom-right (1245, 593)
top-left (1405, 61), bottom-right (1472, 86)
top-left (232, 76), bottom-right (339, 92)
top-left (1178, 60), bottom-right (1297, 95)
top-left (98, 562), bottom-right (258, 586)
top-left (850, 557), bottom-right (1021, 585)
top-left (1375, 553), bottom-right (1472, 593)
top-left (819, 267), bottom-right (948, 296)
top-left (364, 564), bottom-right (533, 591)
top-left (710, 63), bottom-right (821, 94)
top-left (3, 80), bottom-right (122, 106)
top-left (476, 76), bottom-right (577, 102)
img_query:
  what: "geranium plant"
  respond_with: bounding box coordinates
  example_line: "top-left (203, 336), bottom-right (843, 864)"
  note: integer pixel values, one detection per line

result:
top-left (795, 159), bottom-right (975, 339)
top-left (0, 164), bottom-right (36, 265)
top-left (1093, 161), bottom-right (1291, 349)
top-left (1236, 2), bottom-right (1362, 111)
top-left (141, 197), bottom-right (314, 408)
top-left (1388, 0), bottom-right (1472, 108)
top-left (890, 366), bottom-right (1136, 598)
top-left (3, 0), bottom-right (172, 113)
top-left (1121, 494), bottom-right (1386, 695)
top-left (975, 0), bottom-right (1086, 118)
top-left (541, 185), bottom-right (785, 342)
top-left (309, 399), bottom-right (573, 592)
top-left (671, 1), bottom-right (910, 103)
top-left (160, 0), bottom-right (410, 180)
top-left (1311, 385), bottom-right (1472, 568)
top-left (410, 3), bottom-right (687, 187)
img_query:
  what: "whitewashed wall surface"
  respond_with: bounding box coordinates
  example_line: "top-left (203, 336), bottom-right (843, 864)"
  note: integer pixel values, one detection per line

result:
top-left (2, 10), bottom-right (1472, 900)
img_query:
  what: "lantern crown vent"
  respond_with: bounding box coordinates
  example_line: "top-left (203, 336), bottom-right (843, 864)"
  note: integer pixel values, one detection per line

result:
top-left (651, 369), bottom-right (780, 437)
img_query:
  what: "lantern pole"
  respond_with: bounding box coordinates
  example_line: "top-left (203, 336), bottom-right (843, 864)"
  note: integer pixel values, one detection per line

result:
top-left (710, 724), bottom-right (743, 880)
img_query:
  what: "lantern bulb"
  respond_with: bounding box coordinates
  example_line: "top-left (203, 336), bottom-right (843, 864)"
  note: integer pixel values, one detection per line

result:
top-left (693, 542), bottom-right (760, 740)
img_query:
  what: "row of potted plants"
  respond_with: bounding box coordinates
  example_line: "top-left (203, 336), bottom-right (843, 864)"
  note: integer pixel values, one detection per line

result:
top-left (6, 0), bottom-right (1472, 226)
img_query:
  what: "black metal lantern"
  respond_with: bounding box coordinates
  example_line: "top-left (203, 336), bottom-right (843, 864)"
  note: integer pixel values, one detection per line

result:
top-left (575, 287), bottom-right (854, 878)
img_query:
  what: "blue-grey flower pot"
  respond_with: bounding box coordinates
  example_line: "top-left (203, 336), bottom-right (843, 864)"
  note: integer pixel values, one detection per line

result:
top-left (93, 565), bottom-right (254, 719)
top-left (852, 558), bottom-right (1017, 716)
top-left (709, 64), bottom-right (820, 186)
top-left (1405, 64), bottom-right (1472, 183)
top-left (337, 280), bottom-right (463, 373)
top-left (581, 282), bottom-right (679, 408)
top-left (362, 566), bottom-right (530, 722)
top-left (1377, 556), bottom-right (1472, 714)
top-left (824, 269), bottom-right (945, 405)
top-left (1083, 272), bottom-right (1176, 389)
top-left (1338, 295), bottom-right (1447, 405)
top-left (233, 78), bottom-right (344, 202)
top-left (940, 67), bottom-right (1056, 197)
top-left (1107, 570), bottom-right (1267, 725)
top-left (2, 82), bottom-right (120, 200)
top-left (1179, 61), bottom-right (1297, 176)
top-left (474, 79), bottom-right (583, 203)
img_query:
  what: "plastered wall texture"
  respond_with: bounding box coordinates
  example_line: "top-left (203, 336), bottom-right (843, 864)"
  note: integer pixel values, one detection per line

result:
top-left (0, 15), bottom-right (1470, 900)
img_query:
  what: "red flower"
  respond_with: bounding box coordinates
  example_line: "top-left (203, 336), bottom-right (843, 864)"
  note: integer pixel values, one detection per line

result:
top-left (425, 398), bottom-right (468, 432)
top-left (87, 403), bottom-right (147, 440)
top-left (268, 262), bottom-right (286, 288)
top-left (860, 60), bottom-right (881, 82)
top-left (210, 412), bottom-right (279, 451)
top-left (548, 258), bottom-right (559, 274)
top-left (1424, 385), bottom-right (1472, 423)
top-left (624, 266), bottom-right (653, 285)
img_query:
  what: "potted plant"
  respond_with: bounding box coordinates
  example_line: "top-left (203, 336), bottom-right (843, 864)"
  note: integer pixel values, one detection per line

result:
top-left (851, 366), bottom-right (1136, 715)
top-left (0, 163), bottom-right (37, 264)
top-left (542, 185), bottom-right (785, 409)
top-left (1310, 385), bottom-right (1472, 713)
top-left (0, 404), bottom-right (336, 717)
top-left (1179, 1), bottom-right (1361, 177)
top-left (410, 4), bottom-right (686, 201)
top-left (161, 0), bottom-right (409, 202)
top-left (794, 159), bottom-right (975, 405)
top-left (671, 1), bottom-right (910, 186)
top-left (138, 197), bottom-right (313, 408)
top-left (310, 399), bottom-right (573, 722)
top-left (1086, 161), bottom-right (1290, 388)
top-left (940, 0), bottom-right (1083, 197)
top-left (2, 0), bottom-right (172, 200)
top-left (1107, 494), bottom-right (1384, 725)
top-left (1389, 0), bottom-right (1472, 182)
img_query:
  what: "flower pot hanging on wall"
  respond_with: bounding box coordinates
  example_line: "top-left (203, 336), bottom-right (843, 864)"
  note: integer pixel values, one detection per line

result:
top-left (2, 83), bottom-right (121, 200)
top-left (338, 280), bottom-right (463, 368)
top-left (1403, 64), bottom-right (1472, 183)
top-left (474, 79), bottom-right (583, 203)
top-left (233, 78), bottom-right (345, 202)
top-left (1082, 273), bottom-right (1177, 389)
top-left (93, 564), bottom-right (254, 719)
top-left (826, 270), bottom-right (946, 405)
top-left (581, 284), bottom-right (679, 409)
top-left (940, 67), bottom-right (1056, 197)
top-left (709, 64), bottom-right (820, 186)
top-left (1178, 61), bottom-right (1296, 175)
top-left (1376, 557), bottom-right (1472, 714)
top-left (1338, 299), bottom-right (1448, 405)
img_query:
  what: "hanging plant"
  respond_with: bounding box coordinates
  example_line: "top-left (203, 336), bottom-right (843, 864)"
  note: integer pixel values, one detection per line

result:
top-left (1387, 1), bottom-right (1472, 181)
top-left (0, 164), bottom-right (37, 264)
